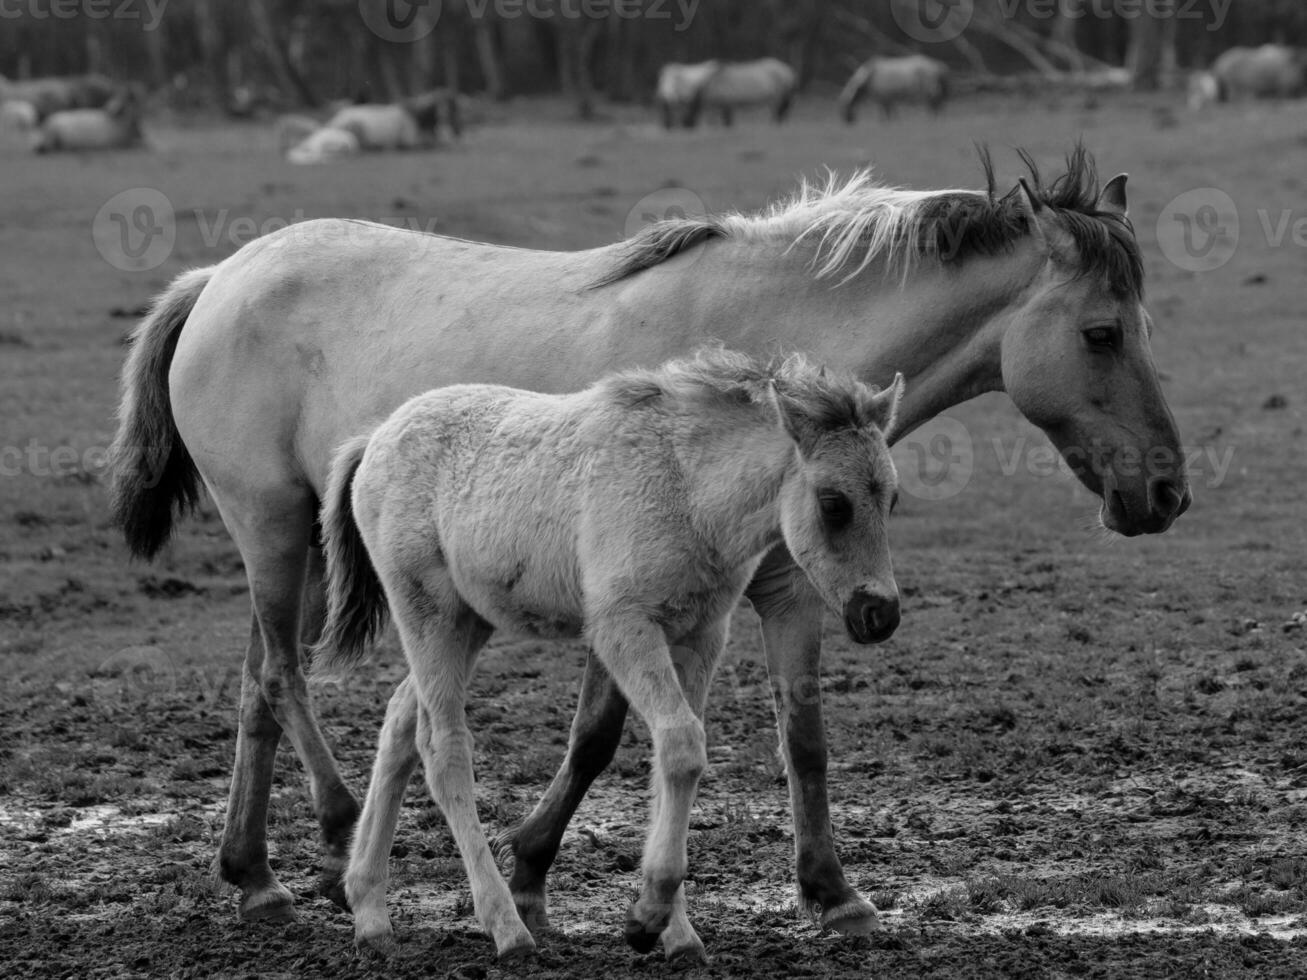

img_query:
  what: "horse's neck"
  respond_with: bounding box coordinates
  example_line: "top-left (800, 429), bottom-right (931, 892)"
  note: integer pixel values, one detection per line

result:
top-left (619, 236), bottom-right (1045, 441)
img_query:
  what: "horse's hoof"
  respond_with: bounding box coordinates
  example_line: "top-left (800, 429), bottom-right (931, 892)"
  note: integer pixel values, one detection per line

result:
top-left (496, 933), bottom-right (537, 961)
top-left (820, 897), bottom-right (881, 936)
top-left (239, 893), bottom-right (300, 925)
top-left (665, 942), bottom-right (709, 967)
top-left (512, 893), bottom-right (552, 935)
top-left (320, 872), bottom-right (350, 912)
top-left (356, 929), bottom-right (397, 957)
top-left (624, 911), bottom-right (663, 955)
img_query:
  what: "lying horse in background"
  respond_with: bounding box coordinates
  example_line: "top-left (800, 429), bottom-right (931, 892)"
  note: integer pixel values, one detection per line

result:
top-left (657, 58), bottom-right (796, 128)
top-left (108, 147), bottom-right (1189, 953)
top-left (33, 89), bottom-right (144, 152)
top-left (319, 350), bottom-right (904, 961)
top-left (1189, 44), bottom-right (1307, 109)
top-left (0, 72), bottom-right (118, 120)
top-left (284, 125), bottom-right (360, 165)
top-left (839, 55), bottom-right (949, 123)
top-left (325, 89), bottom-right (460, 150)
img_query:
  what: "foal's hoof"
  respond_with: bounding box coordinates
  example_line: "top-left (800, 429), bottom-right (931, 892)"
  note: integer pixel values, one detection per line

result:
top-left (496, 934), bottom-right (537, 962)
top-left (820, 897), bottom-right (881, 936)
top-left (623, 908), bottom-right (667, 955)
top-left (666, 942), bottom-right (709, 968)
top-left (356, 929), bottom-right (398, 958)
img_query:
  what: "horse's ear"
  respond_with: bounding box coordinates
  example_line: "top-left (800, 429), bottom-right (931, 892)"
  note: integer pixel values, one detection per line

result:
top-left (1097, 173), bottom-right (1129, 217)
top-left (859, 373), bottom-right (905, 433)
top-left (1014, 177), bottom-right (1050, 245)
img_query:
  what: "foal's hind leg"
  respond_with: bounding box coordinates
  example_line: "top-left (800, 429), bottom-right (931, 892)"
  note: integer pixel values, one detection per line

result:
top-left (212, 492), bottom-right (359, 921)
top-left (497, 649), bottom-right (629, 932)
top-left (746, 548), bottom-right (879, 935)
top-left (346, 675), bottom-right (422, 953)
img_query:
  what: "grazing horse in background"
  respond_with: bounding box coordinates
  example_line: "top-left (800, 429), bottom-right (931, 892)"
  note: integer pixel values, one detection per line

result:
top-left (839, 55), bottom-right (949, 123)
top-left (108, 147), bottom-right (1189, 953)
top-left (33, 89), bottom-right (144, 152)
top-left (657, 58), bottom-right (796, 128)
top-left (318, 351), bottom-right (904, 961)
top-left (0, 72), bottom-right (117, 120)
top-left (1189, 44), bottom-right (1307, 109)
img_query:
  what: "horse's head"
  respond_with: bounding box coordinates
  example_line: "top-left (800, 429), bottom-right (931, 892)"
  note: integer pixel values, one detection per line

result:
top-left (773, 367), bottom-right (904, 645)
top-left (998, 170), bottom-right (1190, 537)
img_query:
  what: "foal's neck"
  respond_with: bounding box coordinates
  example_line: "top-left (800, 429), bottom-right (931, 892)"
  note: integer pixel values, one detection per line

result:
top-left (674, 409), bottom-right (795, 568)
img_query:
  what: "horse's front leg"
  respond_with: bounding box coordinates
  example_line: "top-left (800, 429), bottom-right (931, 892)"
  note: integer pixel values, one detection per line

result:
top-left (493, 650), bottom-right (629, 932)
top-left (746, 551), bottom-right (880, 935)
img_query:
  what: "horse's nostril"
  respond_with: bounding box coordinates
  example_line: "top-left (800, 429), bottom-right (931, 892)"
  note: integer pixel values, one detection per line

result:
top-left (1148, 477), bottom-right (1188, 519)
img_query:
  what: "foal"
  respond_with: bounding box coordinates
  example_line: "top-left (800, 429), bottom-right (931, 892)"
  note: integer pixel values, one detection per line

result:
top-left (316, 350), bottom-right (904, 961)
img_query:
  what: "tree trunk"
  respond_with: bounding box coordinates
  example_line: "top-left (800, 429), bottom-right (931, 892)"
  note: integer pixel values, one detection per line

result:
top-left (248, 0), bottom-right (315, 105)
top-left (473, 17), bottom-right (505, 99)
top-left (1125, 3), bottom-right (1167, 90)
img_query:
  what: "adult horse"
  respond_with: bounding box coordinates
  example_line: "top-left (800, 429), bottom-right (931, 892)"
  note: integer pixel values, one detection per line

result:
top-left (657, 58), bottom-right (796, 128)
top-left (34, 90), bottom-right (144, 153)
top-left (839, 55), bottom-right (949, 123)
top-left (108, 148), bottom-right (1190, 948)
top-left (0, 72), bottom-right (118, 120)
top-left (1189, 44), bottom-right (1307, 108)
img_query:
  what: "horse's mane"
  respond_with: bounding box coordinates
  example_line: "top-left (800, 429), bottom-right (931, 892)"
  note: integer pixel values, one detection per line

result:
top-left (602, 347), bottom-right (878, 434)
top-left (593, 145), bottom-right (1143, 298)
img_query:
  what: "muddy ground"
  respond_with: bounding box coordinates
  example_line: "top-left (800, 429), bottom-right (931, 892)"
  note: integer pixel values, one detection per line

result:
top-left (2, 92), bottom-right (1307, 977)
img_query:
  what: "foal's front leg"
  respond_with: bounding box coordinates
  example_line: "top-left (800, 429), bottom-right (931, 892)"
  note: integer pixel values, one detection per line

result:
top-left (747, 553), bottom-right (880, 934)
top-left (588, 613), bottom-right (710, 953)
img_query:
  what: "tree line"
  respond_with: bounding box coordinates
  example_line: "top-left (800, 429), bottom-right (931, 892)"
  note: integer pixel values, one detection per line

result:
top-left (3, 0), bottom-right (1305, 108)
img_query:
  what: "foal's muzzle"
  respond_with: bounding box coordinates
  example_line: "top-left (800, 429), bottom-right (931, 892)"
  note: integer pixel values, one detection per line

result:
top-left (843, 590), bottom-right (900, 645)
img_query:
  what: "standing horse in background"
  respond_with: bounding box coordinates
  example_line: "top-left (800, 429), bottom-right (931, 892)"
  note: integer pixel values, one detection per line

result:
top-left (839, 55), bottom-right (949, 123)
top-left (1188, 44), bottom-right (1307, 109)
top-left (108, 147), bottom-right (1189, 953)
top-left (318, 351), bottom-right (904, 960)
top-left (657, 58), bottom-right (796, 128)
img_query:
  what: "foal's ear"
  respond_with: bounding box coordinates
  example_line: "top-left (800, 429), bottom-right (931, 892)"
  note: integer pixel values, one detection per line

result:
top-left (858, 373), bottom-right (905, 433)
top-left (768, 382), bottom-right (807, 448)
top-left (1097, 173), bottom-right (1129, 217)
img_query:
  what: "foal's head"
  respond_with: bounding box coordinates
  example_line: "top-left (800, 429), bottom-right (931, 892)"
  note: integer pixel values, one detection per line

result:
top-left (769, 359), bottom-right (905, 645)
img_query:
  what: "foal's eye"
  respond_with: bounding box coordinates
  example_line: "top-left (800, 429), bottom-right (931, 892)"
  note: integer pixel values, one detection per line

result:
top-left (818, 490), bottom-right (853, 530)
top-left (1083, 326), bottom-right (1119, 351)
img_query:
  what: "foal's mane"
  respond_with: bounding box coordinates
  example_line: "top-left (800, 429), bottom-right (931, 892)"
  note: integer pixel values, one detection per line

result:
top-left (594, 145), bottom-right (1142, 298)
top-left (603, 347), bottom-right (877, 434)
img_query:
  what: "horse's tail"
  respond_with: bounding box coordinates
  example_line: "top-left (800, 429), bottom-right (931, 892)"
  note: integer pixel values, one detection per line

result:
top-left (314, 435), bottom-right (388, 676)
top-left (108, 266), bottom-right (215, 559)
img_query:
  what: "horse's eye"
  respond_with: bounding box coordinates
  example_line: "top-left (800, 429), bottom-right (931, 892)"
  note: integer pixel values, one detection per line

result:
top-left (818, 490), bottom-right (853, 530)
top-left (1083, 326), bottom-right (1119, 350)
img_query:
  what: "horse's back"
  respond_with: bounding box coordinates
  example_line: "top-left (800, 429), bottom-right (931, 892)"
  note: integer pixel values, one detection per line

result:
top-left (326, 104), bottom-right (418, 148)
top-left (704, 58), bottom-right (795, 103)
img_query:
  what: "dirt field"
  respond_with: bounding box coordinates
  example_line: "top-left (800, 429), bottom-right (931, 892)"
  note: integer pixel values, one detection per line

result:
top-left (3, 92), bottom-right (1307, 978)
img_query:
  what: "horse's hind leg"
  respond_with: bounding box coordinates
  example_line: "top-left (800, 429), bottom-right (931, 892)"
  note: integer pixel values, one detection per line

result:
top-left (213, 491), bottom-right (359, 921)
top-left (497, 650), bottom-right (628, 933)
top-left (746, 548), bottom-right (879, 935)
top-left (346, 675), bottom-right (422, 953)
top-left (401, 604), bottom-right (534, 959)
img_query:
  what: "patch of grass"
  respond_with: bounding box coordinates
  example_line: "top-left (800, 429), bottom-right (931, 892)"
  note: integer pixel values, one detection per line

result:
top-left (0, 872), bottom-right (52, 903)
